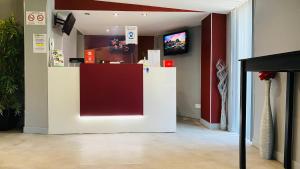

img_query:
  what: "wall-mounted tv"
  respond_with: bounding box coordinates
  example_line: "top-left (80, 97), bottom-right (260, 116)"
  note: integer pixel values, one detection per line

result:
top-left (163, 30), bottom-right (189, 56)
top-left (54, 13), bottom-right (76, 36)
top-left (62, 13), bottom-right (76, 35)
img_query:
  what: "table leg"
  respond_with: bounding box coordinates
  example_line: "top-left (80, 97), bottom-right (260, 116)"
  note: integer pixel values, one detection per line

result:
top-left (284, 72), bottom-right (295, 169)
top-left (240, 61), bottom-right (247, 169)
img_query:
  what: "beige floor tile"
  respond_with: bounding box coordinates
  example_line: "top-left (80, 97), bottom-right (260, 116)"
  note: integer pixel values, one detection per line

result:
top-left (0, 118), bottom-right (282, 169)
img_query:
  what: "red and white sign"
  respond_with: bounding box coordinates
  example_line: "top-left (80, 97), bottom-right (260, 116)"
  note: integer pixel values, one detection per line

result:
top-left (26, 11), bottom-right (46, 25)
top-left (84, 49), bottom-right (95, 64)
top-left (37, 14), bottom-right (44, 22)
top-left (163, 60), bottom-right (174, 67)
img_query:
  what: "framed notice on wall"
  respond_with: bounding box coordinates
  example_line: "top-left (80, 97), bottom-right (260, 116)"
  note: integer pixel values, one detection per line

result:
top-left (125, 26), bottom-right (138, 44)
top-left (33, 34), bottom-right (47, 53)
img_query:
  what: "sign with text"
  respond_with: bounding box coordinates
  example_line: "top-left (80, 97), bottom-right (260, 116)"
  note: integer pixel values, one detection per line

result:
top-left (125, 26), bottom-right (138, 44)
top-left (52, 49), bottom-right (64, 67)
top-left (26, 11), bottom-right (46, 25)
top-left (84, 49), bottom-right (95, 64)
top-left (33, 34), bottom-right (47, 53)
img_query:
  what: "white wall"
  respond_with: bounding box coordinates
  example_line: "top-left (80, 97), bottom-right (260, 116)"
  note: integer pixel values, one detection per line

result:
top-left (47, 0), bottom-right (78, 66)
top-left (155, 26), bottom-right (201, 119)
top-left (62, 29), bottom-right (77, 65)
top-left (24, 0), bottom-right (78, 133)
top-left (253, 0), bottom-right (300, 167)
top-left (227, 0), bottom-right (253, 135)
top-left (24, 0), bottom-right (48, 134)
top-left (77, 31), bottom-right (85, 58)
top-left (51, 19), bottom-right (78, 66)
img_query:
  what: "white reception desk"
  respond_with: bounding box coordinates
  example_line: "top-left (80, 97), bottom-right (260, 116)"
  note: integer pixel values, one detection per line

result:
top-left (47, 67), bottom-right (176, 134)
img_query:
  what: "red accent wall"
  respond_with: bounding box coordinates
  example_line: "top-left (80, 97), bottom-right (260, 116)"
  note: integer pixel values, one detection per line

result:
top-left (80, 64), bottom-right (143, 116)
top-left (84, 35), bottom-right (137, 63)
top-left (138, 36), bottom-right (154, 61)
top-left (55, 0), bottom-right (199, 12)
top-left (201, 15), bottom-right (212, 122)
top-left (84, 35), bottom-right (154, 63)
top-left (201, 14), bottom-right (227, 124)
top-left (211, 14), bottom-right (227, 123)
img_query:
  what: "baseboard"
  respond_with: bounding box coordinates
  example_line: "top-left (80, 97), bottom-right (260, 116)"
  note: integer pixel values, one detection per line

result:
top-left (250, 139), bottom-right (300, 167)
top-left (274, 151), bottom-right (284, 163)
top-left (23, 126), bottom-right (48, 134)
top-left (271, 151), bottom-right (300, 168)
top-left (293, 160), bottom-right (300, 169)
top-left (200, 118), bottom-right (220, 130)
top-left (178, 112), bottom-right (200, 120)
top-left (252, 138), bottom-right (259, 148)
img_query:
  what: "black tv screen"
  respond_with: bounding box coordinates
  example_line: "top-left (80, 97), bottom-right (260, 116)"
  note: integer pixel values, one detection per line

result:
top-left (163, 31), bottom-right (189, 55)
top-left (62, 13), bottom-right (76, 35)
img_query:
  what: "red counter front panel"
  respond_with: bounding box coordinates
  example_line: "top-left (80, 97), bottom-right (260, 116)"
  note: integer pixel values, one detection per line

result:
top-left (80, 64), bottom-right (143, 116)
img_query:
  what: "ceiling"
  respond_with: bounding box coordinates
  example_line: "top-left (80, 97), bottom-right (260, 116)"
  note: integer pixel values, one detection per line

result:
top-left (96, 0), bottom-right (248, 13)
top-left (68, 11), bottom-right (208, 36)
top-left (58, 0), bottom-right (248, 36)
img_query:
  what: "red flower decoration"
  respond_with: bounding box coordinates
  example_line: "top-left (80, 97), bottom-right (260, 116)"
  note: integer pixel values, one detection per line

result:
top-left (259, 71), bottom-right (276, 80)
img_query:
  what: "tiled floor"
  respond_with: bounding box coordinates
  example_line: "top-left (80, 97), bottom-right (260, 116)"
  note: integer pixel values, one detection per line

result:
top-left (0, 117), bottom-right (282, 169)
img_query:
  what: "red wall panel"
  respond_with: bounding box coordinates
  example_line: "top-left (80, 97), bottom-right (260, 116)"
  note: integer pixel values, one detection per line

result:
top-left (84, 35), bottom-right (138, 64)
top-left (201, 14), bottom-right (227, 124)
top-left (55, 0), bottom-right (199, 12)
top-left (201, 15), bottom-right (212, 122)
top-left (138, 36), bottom-right (154, 61)
top-left (211, 14), bottom-right (227, 123)
top-left (80, 64), bottom-right (143, 116)
top-left (84, 35), bottom-right (154, 64)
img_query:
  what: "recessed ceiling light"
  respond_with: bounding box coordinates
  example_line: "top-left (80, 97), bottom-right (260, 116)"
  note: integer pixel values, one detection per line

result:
top-left (142, 13), bottom-right (147, 17)
top-left (84, 12), bottom-right (90, 15)
top-left (106, 29), bottom-right (110, 32)
top-left (113, 13), bottom-right (119, 16)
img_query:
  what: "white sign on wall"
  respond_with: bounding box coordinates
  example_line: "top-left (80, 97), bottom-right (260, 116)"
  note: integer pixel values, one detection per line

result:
top-left (33, 34), bottom-right (47, 53)
top-left (51, 49), bottom-right (64, 67)
top-left (125, 26), bottom-right (138, 44)
top-left (26, 11), bottom-right (46, 25)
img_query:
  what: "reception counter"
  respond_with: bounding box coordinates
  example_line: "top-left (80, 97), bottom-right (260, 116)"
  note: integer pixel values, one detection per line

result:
top-left (80, 64), bottom-right (143, 116)
top-left (48, 65), bottom-right (176, 134)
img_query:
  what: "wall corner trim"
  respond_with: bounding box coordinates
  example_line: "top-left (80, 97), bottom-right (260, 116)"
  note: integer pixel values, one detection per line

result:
top-left (23, 126), bottom-right (48, 134)
top-left (200, 118), bottom-right (220, 130)
top-left (274, 151), bottom-right (300, 168)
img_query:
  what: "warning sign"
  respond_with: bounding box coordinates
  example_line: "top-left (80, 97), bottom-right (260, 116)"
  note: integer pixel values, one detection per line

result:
top-left (28, 14), bottom-right (35, 21)
top-left (37, 15), bottom-right (44, 21)
top-left (26, 11), bottom-right (46, 25)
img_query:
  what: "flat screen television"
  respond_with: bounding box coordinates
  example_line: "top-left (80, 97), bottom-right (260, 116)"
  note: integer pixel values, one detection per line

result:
top-left (62, 13), bottom-right (76, 36)
top-left (163, 30), bottom-right (189, 56)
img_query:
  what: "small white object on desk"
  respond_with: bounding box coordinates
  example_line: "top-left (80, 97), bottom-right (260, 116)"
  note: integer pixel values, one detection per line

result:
top-left (148, 50), bottom-right (161, 67)
top-left (109, 62), bottom-right (121, 64)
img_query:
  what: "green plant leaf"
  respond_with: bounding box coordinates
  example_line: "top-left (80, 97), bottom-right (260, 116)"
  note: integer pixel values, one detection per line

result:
top-left (0, 16), bottom-right (24, 116)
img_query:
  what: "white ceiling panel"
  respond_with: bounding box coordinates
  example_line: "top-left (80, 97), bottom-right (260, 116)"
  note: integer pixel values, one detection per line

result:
top-left (96, 0), bottom-right (248, 13)
top-left (69, 11), bottom-right (208, 36)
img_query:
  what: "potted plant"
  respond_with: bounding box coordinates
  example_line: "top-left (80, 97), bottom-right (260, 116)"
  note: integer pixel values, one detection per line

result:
top-left (0, 16), bottom-right (24, 130)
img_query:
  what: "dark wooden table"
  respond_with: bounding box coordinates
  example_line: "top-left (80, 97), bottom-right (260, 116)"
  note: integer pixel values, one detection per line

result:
top-left (239, 50), bottom-right (300, 169)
